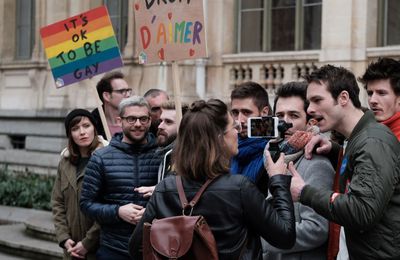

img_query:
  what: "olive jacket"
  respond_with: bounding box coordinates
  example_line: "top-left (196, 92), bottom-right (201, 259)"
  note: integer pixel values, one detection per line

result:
top-left (51, 136), bottom-right (107, 260)
top-left (301, 111), bottom-right (400, 259)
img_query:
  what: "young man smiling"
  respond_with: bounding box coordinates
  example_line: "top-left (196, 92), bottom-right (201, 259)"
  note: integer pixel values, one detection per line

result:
top-left (81, 96), bottom-right (161, 260)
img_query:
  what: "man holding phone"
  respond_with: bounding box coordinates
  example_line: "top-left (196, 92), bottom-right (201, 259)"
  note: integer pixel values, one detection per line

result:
top-left (262, 82), bottom-right (334, 260)
top-left (230, 82), bottom-right (271, 195)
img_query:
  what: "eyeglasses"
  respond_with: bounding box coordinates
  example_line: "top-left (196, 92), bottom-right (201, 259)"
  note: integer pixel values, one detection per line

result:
top-left (112, 88), bottom-right (133, 96)
top-left (224, 121), bottom-right (242, 134)
top-left (121, 116), bottom-right (150, 124)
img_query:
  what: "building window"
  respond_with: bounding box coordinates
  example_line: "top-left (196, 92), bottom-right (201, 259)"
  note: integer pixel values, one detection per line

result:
top-left (105, 0), bottom-right (128, 51)
top-left (9, 135), bottom-right (26, 150)
top-left (378, 0), bottom-right (400, 46)
top-left (238, 0), bottom-right (322, 52)
top-left (16, 0), bottom-right (35, 59)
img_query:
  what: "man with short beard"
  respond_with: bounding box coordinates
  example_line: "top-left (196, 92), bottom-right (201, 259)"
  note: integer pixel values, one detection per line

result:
top-left (156, 101), bottom-right (188, 180)
top-left (134, 101), bottom-right (188, 198)
top-left (144, 89), bottom-right (169, 136)
top-left (80, 96), bottom-right (162, 260)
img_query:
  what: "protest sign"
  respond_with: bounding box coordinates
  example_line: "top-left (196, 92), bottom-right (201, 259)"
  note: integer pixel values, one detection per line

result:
top-left (40, 6), bottom-right (123, 88)
top-left (134, 0), bottom-right (207, 64)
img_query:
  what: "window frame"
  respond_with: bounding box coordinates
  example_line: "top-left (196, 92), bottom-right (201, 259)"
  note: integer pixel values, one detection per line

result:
top-left (377, 0), bottom-right (400, 47)
top-left (237, 0), bottom-right (322, 53)
top-left (104, 0), bottom-right (129, 52)
top-left (15, 0), bottom-right (35, 60)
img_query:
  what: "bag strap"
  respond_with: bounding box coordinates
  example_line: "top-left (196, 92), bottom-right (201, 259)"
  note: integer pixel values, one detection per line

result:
top-left (176, 175), bottom-right (214, 214)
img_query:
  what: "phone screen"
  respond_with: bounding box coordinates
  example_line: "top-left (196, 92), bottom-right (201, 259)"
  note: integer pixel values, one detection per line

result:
top-left (248, 117), bottom-right (279, 138)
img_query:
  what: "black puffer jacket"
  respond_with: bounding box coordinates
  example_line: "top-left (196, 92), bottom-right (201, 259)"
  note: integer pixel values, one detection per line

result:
top-left (80, 133), bottom-right (162, 256)
top-left (129, 174), bottom-right (295, 260)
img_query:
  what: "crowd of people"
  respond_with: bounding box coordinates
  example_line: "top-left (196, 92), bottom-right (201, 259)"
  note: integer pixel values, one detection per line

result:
top-left (51, 57), bottom-right (400, 260)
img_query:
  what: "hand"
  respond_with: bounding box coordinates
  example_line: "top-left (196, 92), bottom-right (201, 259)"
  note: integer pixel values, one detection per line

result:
top-left (288, 161), bottom-right (305, 202)
top-left (304, 134), bottom-right (332, 159)
top-left (68, 241), bottom-right (87, 259)
top-left (264, 149), bottom-right (287, 177)
top-left (135, 186), bottom-right (155, 198)
top-left (64, 239), bottom-right (75, 251)
top-left (133, 208), bottom-right (146, 224)
top-left (118, 203), bottom-right (144, 224)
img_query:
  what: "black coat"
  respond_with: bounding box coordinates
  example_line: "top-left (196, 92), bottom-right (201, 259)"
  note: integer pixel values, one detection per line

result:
top-left (80, 133), bottom-right (162, 256)
top-left (129, 174), bottom-right (295, 260)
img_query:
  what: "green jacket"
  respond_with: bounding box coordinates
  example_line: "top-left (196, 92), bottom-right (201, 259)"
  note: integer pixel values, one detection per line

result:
top-left (51, 137), bottom-right (107, 260)
top-left (301, 111), bottom-right (400, 260)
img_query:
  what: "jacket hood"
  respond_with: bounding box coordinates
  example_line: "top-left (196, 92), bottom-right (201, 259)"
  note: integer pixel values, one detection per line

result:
top-left (156, 141), bottom-right (174, 155)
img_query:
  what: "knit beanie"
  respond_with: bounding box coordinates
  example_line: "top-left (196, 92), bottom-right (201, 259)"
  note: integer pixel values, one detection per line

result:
top-left (64, 109), bottom-right (97, 137)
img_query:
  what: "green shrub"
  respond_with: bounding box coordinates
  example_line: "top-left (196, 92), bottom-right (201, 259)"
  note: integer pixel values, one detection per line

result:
top-left (0, 169), bottom-right (54, 210)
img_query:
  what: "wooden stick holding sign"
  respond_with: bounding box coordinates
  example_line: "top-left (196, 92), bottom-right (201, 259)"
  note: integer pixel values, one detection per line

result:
top-left (91, 84), bottom-right (112, 140)
top-left (171, 61), bottom-right (183, 127)
top-left (134, 0), bottom-right (207, 125)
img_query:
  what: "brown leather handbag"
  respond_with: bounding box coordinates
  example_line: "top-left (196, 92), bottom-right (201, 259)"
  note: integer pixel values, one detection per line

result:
top-left (143, 176), bottom-right (219, 260)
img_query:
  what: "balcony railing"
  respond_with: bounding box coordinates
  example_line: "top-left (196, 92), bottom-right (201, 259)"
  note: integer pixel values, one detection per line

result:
top-left (222, 50), bottom-right (320, 99)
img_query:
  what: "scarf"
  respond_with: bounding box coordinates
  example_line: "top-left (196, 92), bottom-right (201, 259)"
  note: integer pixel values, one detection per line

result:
top-left (381, 111), bottom-right (400, 141)
top-left (231, 137), bottom-right (267, 183)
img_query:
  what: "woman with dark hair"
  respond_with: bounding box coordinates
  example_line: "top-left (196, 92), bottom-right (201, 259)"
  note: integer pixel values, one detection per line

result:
top-left (129, 99), bottom-right (295, 259)
top-left (51, 109), bottom-right (107, 260)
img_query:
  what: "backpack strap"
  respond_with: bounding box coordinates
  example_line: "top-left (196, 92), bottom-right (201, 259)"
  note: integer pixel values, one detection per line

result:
top-left (176, 175), bottom-right (214, 215)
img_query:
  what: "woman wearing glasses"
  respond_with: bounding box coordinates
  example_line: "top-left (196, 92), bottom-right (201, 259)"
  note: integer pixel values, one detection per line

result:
top-left (129, 99), bottom-right (295, 259)
top-left (51, 109), bottom-right (107, 260)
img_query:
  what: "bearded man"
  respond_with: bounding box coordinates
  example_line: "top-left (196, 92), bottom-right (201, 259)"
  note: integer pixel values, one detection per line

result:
top-left (80, 96), bottom-right (162, 260)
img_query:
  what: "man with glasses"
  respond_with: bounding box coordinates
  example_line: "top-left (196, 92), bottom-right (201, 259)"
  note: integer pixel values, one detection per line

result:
top-left (92, 71), bottom-right (133, 139)
top-left (143, 89), bottom-right (169, 136)
top-left (81, 96), bottom-right (162, 260)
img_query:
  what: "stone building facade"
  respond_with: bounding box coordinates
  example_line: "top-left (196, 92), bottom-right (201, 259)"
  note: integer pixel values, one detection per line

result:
top-left (0, 0), bottom-right (399, 174)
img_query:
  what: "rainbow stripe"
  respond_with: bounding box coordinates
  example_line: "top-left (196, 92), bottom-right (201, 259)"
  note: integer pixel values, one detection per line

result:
top-left (40, 6), bottom-right (123, 88)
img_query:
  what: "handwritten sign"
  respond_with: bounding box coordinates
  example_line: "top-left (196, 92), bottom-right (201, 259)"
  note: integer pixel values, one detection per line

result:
top-left (40, 6), bottom-right (123, 88)
top-left (134, 0), bottom-right (207, 64)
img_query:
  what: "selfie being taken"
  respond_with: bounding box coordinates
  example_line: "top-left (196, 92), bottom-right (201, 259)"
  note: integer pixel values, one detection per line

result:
top-left (1, 1), bottom-right (400, 260)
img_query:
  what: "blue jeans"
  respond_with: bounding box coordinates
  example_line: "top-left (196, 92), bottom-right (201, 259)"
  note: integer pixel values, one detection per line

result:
top-left (96, 246), bottom-right (131, 260)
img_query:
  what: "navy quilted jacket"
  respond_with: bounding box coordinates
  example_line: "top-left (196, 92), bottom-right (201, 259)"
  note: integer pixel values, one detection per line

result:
top-left (80, 132), bottom-right (162, 256)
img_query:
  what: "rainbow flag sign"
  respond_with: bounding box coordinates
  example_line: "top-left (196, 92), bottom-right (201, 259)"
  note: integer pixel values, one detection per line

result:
top-left (40, 6), bottom-right (123, 88)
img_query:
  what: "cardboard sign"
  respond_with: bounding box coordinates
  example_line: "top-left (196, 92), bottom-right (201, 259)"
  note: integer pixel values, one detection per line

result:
top-left (134, 0), bottom-right (207, 64)
top-left (40, 6), bottom-right (123, 88)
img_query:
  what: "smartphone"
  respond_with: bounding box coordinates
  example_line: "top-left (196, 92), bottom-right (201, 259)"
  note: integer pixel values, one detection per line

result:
top-left (247, 116), bottom-right (279, 138)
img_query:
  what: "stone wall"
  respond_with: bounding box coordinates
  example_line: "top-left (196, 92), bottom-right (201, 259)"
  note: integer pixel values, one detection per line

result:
top-left (0, 109), bottom-right (67, 175)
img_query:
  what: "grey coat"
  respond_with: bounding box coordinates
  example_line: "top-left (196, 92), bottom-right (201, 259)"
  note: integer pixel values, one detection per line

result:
top-left (263, 154), bottom-right (334, 260)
